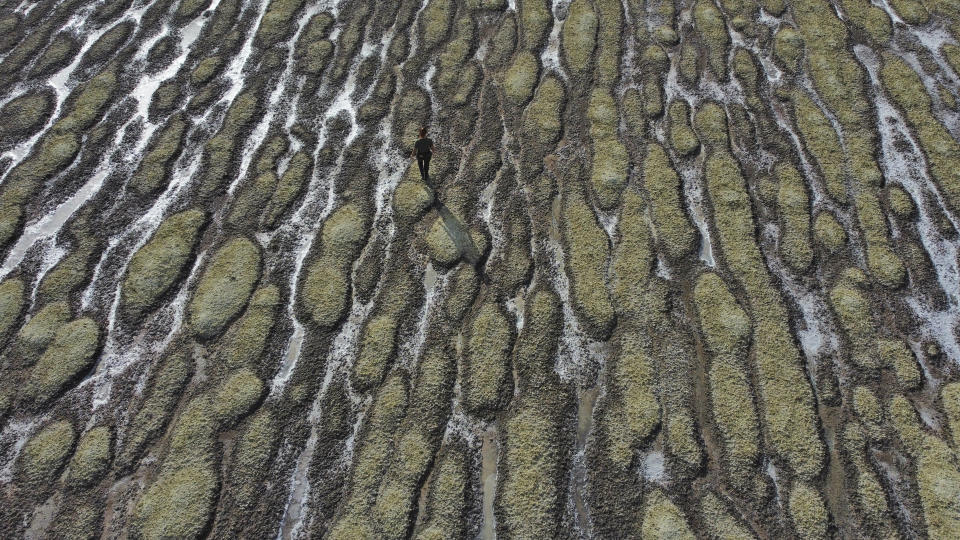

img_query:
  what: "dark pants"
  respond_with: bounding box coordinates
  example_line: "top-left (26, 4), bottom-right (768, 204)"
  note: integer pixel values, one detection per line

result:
top-left (417, 152), bottom-right (431, 182)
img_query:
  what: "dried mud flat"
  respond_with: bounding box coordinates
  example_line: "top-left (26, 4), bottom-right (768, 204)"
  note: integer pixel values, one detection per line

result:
top-left (0, 0), bottom-right (960, 537)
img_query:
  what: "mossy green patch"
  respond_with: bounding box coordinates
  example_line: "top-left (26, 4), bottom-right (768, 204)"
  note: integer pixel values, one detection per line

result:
top-left (621, 88), bottom-right (646, 140)
top-left (0, 90), bottom-right (54, 145)
top-left (122, 208), bottom-right (207, 320)
top-left (463, 300), bottom-right (513, 415)
top-left (22, 318), bottom-right (100, 406)
top-left (791, 90), bottom-right (847, 204)
top-left (486, 12), bottom-right (517, 69)
top-left (65, 425), bottom-right (112, 489)
top-left (321, 202), bottom-right (369, 259)
top-left (30, 33), bottom-right (79, 76)
top-left (700, 492), bottom-right (754, 539)
top-left (83, 21), bottom-right (133, 66)
top-left (19, 419), bottom-right (74, 485)
top-left (890, 395), bottom-right (960, 538)
top-left (188, 237), bottom-right (262, 340)
top-left (813, 211), bottom-right (846, 253)
top-left (263, 151), bottom-right (312, 228)
top-left (499, 389), bottom-right (568, 537)
top-left (943, 382), bottom-right (960, 448)
top-left (695, 272), bottom-right (760, 487)
top-left (644, 143), bottom-right (697, 262)
top-left (255, 0), bottom-right (306, 48)
top-left (228, 410), bottom-right (280, 511)
top-left (13, 301), bottom-right (71, 362)
top-left (129, 114), bottom-right (188, 196)
top-left (693, 101), bottom-right (729, 148)
top-left (839, 0), bottom-right (892, 43)
top-left (693, 0), bottom-right (729, 79)
top-left (213, 285), bottom-right (279, 372)
top-left (642, 489), bottom-right (695, 539)
top-left (562, 183), bottom-right (615, 339)
top-left (588, 90), bottom-right (628, 209)
top-left (133, 464), bottom-right (217, 538)
top-left (610, 188), bottom-right (653, 315)
top-left (789, 481), bottom-right (829, 539)
top-left (0, 278), bottom-right (25, 345)
top-left (419, 0), bottom-right (454, 51)
top-left (352, 314), bottom-right (398, 392)
top-left (518, 0), bottom-right (552, 50)
top-left (503, 51), bottom-right (540, 107)
top-left (119, 350), bottom-right (192, 469)
top-left (829, 274), bottom-right (880, 371)
top-left (705, 150), bottom-right (824, 479)
top-left (879, 339), bottom-right (921, 391)
top-left (561, 0), bottom-right (597, 79)
top-left (53, 68), bottom-right (117, 135)
top-left (522, 75), bottom-right (565, 146)
top-left (881, 54), bottom-right (960, 220)
top-left (668, 100), bottom-right (700, 156)
top-left (212, 369), bottom-right (264, 422)
top-left (773, 27), bottom-right (804, 73)
top-left (887, 185), bottom-right (916, 219)
top-left (227, 171), bottom-right (278, 231)
top-left (176, 0), bottom-right (212, 19)
top-left (415, 445), bottom-right (468, 539)
top-left (776, 163), bottom-right (813, 273)
top-left (300, 255), bottom-right (349, 328)
top-left (7, 131), bottom-right (79, 187)
top-left (296, 39), bottom-right (334, 75)
top-left (853, 385), bottom-right (884, 440)
top-left (425, 213), bottom-right (461, 267)
top-left (191, 55), bottom-right (224, 86)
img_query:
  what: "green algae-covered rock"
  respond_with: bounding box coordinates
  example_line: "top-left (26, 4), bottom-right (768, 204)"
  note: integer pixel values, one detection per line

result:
top-left (122, 209), bottom-right (207, 320)
top-left (188, 237), bottom-right (262, 340)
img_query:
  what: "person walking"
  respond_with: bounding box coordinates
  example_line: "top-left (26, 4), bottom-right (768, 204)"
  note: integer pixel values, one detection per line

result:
top-left (411, 127), bottom-right (435, 183)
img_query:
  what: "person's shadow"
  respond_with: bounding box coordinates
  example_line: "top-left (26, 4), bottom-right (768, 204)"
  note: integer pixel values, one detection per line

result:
top-left (430, 184), bottom-right (481, 265)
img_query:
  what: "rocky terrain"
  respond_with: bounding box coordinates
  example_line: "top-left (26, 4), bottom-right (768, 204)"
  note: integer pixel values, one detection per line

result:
top-left (0, 0), bottom-right (959, 537)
